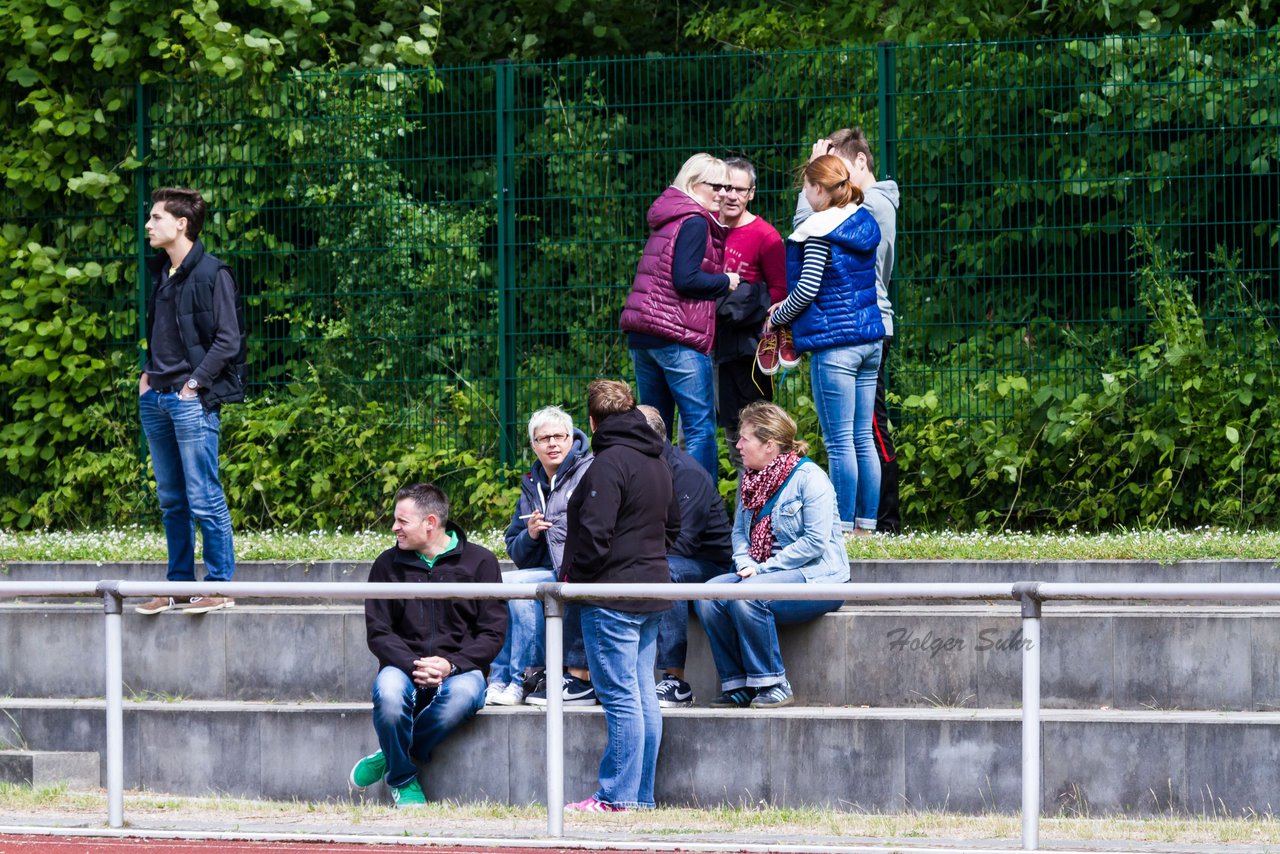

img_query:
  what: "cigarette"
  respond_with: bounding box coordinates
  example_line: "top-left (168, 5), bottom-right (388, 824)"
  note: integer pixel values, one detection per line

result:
top-left (519, 513), bottom-right (538, 520)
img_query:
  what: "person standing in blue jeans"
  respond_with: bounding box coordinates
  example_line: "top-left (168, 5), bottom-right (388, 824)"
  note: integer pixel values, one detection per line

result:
top-left (134, 187), bottom-right (246, 617)
top-left (768, 154), bottom-right (884, 536)
top-left (349, 483), bottom-right (507, 807)
top-left (694, 402), bottom-right (849, 709)
top-left (562, 380), bottom-right (680, 812)
top-left (490, 406), bottom-right (594, 706)
top-left (621, 153), bottom-right (742, 485)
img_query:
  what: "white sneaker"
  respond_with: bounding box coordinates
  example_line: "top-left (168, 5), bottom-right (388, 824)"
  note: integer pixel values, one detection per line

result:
top-left (486, 682), bottom-right (524, 706)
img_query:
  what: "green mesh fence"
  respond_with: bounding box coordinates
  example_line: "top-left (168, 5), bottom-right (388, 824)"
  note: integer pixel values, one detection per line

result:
top-left (17, 31), bottom-right (1279, 474)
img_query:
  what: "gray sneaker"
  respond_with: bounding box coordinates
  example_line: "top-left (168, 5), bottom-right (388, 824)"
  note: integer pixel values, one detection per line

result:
top-left (750, 680), bottom-right (794, 708)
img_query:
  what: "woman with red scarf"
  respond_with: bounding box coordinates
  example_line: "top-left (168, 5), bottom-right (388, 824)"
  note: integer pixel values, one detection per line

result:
top-left (692, 401), bottom-right (848, 708)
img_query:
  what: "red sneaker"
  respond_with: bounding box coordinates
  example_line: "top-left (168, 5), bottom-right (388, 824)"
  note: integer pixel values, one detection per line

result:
top-left (756, 332), bottom-right (780, 376)
top-left (777, 327), bottom-right (801, 368)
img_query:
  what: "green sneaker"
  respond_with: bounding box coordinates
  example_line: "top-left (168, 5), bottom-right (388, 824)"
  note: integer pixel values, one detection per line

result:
top-left (348, 751), bottom-right (386, 789)
top-left (392, 778), bottom-right (426, 807)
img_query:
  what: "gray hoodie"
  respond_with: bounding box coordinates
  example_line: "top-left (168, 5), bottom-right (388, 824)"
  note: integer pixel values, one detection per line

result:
top-left (794, 179), bottom-right (900, 337)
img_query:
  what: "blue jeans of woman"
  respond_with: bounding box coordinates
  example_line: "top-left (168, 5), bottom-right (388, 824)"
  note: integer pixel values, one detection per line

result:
top-left (488, 567), bottom-right (556, 686)
top-left (809, 342), bottom-right (883, 531)
top-left (692, 570), bottom-right (843, 690)
top-left (581, 606), bottom-right (663, 808)
top-left (371, 666), bottom-right (486, 789)
top-left (630, 344), bottom-right (718, 484)
top-left (139, 390), bottom-right (236, 582)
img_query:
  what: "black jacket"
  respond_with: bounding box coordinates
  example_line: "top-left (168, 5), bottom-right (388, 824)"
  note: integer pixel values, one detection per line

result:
top-left (713, 279), bottom-right (771, 364)
top-left (146, 239), bottom-right (246, 410)
top-left (563, 407), bottom-right (680, 613)
top-left (664, 442), bottom-right (732, 565)
top-left (364, 522), bottom-right (508, 678)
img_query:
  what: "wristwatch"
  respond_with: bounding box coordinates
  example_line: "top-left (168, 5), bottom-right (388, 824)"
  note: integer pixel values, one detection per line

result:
top-left (186, 378), bottom-right (199, 392)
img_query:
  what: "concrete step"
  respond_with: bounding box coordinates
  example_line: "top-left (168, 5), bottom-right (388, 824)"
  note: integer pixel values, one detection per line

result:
top-left (5, 602), bottom-right (1280, 711)
top-left (0, 749), bottom-right (100, 788)
top-left (3, 697), bottom-right (1277, 816)
top-left (4, 558), bottom-right (1279, 594)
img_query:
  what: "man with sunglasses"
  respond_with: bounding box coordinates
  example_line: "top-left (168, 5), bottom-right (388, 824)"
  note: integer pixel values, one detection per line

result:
top-left (714, 157), bottom-right (788, 476)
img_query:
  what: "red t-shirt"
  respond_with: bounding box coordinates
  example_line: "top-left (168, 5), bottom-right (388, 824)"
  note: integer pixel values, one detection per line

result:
top-left (724, 215), bottom-right (787, 304)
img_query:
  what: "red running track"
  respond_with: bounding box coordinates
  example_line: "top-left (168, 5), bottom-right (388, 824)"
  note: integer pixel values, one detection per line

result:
top-left (0, 837), bottom-right (671, 854)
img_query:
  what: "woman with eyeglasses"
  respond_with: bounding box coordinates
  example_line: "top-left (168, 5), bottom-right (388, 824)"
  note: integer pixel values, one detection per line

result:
top-left (620, 153), bottom-right (741, 485)
top-left (766, 154), bottom-right (884, 536)
top-left (490, 406), bottom-right (595, 706)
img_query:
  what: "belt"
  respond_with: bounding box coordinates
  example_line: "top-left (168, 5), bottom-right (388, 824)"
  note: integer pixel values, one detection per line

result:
top-left (151, 384), bottom-right (180, 394)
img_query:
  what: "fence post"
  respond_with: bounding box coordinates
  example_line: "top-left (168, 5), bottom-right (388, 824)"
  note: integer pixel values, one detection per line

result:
top-left (134, 83), bottom-right (152, 463)
top-left (876, 42), bottom-right (898, 182)
top-left (495, 60), bottom-right (519, 467)
top-left (875, 41), bottom-right (899, 411)
top-left (100, 583), bottom-right (125, 829)
top-left (540, 584), bottom-right (565, 836)
top-left (1014, 582), bottom-right (1042, 851)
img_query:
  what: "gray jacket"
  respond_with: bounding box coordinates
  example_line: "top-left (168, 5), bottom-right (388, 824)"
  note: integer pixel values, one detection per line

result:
top-left (503, 429), bottom-right (594, 573)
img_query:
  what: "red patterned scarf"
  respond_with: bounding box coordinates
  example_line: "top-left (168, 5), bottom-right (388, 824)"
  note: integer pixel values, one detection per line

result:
top-left (739, 451), bottom-right (801, 564)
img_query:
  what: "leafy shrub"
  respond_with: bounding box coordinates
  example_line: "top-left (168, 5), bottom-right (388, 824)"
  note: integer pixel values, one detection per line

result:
top-left (894, 231), bottom-right (1280, 531)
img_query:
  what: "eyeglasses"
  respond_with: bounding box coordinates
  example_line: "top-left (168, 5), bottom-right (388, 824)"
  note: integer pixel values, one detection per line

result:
top-left (722, 185), bottom-right (753, 195)
top-left (533, 433), bottom-right (569, 446)
top-left (700, 182), bottom-right (730, 193)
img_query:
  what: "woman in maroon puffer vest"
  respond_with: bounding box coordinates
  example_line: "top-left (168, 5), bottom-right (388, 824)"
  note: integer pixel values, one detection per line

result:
top-left (620, 153), bottom-right (741, 486)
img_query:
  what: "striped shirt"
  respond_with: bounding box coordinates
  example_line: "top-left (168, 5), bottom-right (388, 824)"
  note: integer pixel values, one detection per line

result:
top-left (771, 237), bottom-right (831, 327)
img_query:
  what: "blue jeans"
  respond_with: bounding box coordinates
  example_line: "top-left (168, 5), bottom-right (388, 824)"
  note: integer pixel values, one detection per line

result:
top-left (809, 343), bottom-right (883, 531)
top-left (371, 666), bottom-right (486, 789)
top-left (581, 606), bottom-right (663, 809)
top-left (564, 602), bottom-right (588, 671)
top-left (630, 344), bottom-right (718, 483)
top-left (488, 567), bottom-right (556, 686)
top-left (692, 571), bottom-right (843, 690)
top-left (656, 556), bottom-right (725, 672)
top-left (139, 390), bottom-right (236, 582)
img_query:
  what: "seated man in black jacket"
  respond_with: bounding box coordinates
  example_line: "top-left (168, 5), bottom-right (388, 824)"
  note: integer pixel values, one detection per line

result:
top-left (348, 482), bottom-right (507, 807)
top-left (637, 405), bottom-right (733, 707)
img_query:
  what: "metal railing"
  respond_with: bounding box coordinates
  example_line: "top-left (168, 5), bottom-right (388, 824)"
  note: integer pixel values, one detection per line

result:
top-left (9, 579), bottom-right (1280, 850)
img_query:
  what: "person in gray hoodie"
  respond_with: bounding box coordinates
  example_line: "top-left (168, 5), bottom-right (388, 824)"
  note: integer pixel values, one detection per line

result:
top-left (793, 127), bottom-right (902, 533)
top-left (488, 406), bottom-right (594, 706)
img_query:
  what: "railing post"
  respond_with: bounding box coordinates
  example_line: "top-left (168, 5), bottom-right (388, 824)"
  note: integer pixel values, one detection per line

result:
top-left (1014, 582), bottom-right (1042, 851)
top-left (101, 582), bottom-right (125, 829)
top-left (539, 583), bottom-right (565, 836)
top-left (494, 59), bottom-right (518, 467)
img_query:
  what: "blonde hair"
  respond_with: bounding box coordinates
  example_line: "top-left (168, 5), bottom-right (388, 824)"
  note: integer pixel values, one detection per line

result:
top-left (803, 154), bottom-right (863, 210)
top-left (671, 153), bottom-right (728, 195)
top-left (738, 401), bottom-right (809, 456)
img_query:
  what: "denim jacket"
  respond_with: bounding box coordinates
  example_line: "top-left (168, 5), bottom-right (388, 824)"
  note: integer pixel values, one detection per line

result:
top-left (730, 461), bottom-right (849, 582)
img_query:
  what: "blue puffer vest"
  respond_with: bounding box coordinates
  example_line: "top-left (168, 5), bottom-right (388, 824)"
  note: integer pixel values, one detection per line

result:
top-left (784, 205), bottom-right (884, 353)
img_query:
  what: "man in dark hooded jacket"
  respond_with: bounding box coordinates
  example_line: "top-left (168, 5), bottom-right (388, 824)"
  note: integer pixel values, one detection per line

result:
top-left (561, 380), bottom-right (679, 813)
